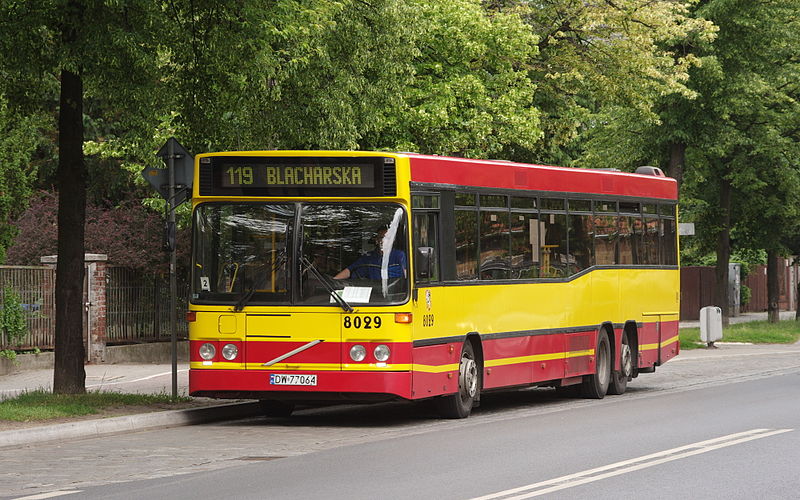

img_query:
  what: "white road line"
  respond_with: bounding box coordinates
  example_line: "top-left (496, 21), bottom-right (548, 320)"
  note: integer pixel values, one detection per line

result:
top-left (12, 490), bottom-right (82, 500)
top-left (86, 369), bottom-right (189, 388)
top-left (471, 428), bottom-right (793, 500)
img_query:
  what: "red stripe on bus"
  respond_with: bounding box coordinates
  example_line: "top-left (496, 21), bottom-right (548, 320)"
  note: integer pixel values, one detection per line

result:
top-left (408, 155), bottom-right (678, 200)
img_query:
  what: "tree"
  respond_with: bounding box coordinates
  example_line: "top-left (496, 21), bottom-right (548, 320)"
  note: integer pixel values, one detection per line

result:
top-left (487, 0), bottom-right (714, 167)
top-left (0, 0), bottom-right (166, 393)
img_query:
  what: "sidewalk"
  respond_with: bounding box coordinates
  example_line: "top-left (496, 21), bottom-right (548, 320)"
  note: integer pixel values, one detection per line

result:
top-left (0, 362), bottom-right (191, 401)
top-left (0, 362), bottom-right (261, 449)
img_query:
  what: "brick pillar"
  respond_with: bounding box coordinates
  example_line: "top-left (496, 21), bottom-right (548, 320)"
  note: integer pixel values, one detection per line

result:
top-left (40, 253), bottom-right (108, 363)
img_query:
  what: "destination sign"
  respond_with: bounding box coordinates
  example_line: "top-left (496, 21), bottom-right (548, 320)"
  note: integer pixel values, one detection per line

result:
top-left (199, 156), bottom-right (393, 197)
top-left (220, 163), bottom-right (374, 188)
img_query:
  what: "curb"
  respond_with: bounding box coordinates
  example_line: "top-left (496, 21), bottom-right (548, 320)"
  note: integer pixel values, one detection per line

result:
top-left (0, 401), bottom-right (261, 450)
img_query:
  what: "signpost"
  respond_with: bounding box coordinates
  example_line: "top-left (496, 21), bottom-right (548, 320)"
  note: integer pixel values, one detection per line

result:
top-left (143, 138), bottom-right (193, 398)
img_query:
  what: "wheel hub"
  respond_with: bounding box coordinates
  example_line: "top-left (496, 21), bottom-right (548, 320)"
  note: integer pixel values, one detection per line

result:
top-left (598, 342), bottom-right (610, 386)
top-left (460, 355), bottom-right (478, 399)
top-left (621, 343), bottom-right (632, 378)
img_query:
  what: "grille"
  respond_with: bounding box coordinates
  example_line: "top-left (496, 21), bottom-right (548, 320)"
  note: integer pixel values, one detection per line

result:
top-left (383, 163), bottom-right (397, 196)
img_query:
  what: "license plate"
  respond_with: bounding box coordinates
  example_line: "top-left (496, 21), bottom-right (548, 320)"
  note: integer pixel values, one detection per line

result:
top-left (269, 374), bottom-right (317, 386)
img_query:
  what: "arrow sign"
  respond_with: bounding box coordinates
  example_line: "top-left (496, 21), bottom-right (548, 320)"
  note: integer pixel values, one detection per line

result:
top-left (142, 138), bottom-right (194, 205)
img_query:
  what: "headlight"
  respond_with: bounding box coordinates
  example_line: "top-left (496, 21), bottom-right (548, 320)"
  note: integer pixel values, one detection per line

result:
top-left (221, 343), bottom-right (238, 361)
top-left (349, 345), bottom-right (366, 362)
top-left (199, 342), bottom-right (216, 360)
top-left (374, 344), bottom-right (390, 362)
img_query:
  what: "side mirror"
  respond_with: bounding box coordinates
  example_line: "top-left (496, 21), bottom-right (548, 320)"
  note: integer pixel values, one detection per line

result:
top-left (416, 247), bottom-right (434, 279)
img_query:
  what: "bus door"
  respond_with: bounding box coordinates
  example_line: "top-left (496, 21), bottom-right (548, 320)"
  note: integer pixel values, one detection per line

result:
top-left (245, 312), bottom-right (342, 371)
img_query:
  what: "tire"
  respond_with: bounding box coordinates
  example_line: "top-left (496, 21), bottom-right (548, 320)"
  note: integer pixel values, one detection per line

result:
top-left (581, 329), bottom-right (611, 399)
top-left (607, 330), bottom-right (632, 395)
top-left (258, 399), bottom-right (295, 417)
top-left (435, 341), bottom-right (479, 419)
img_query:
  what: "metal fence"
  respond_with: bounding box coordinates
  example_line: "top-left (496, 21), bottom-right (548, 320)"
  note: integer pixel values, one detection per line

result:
top-left (106, 267), bottom-right (188, 343)
top-left (0, 266), bottom-right (56, 349)
top-left (0, 265), bottom-right (187, 349)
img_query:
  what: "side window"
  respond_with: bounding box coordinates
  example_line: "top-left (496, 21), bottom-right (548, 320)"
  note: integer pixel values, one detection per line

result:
top-left (642, 216), bottom-right (659, 264)
top-left (568, 214), bottom-right (593, 273)
top-left (511, 211), bottom-right (539, 278)
top-left (660, 216), bottom-right (678, 265)
top-left (618, 216), bottom-right (634, 265)
top-left (413, 212), bottom-right (439, 282)
top-left (541, 211), bottom-right (567, 277)
top-left (631, 216), bottom-right (645, 265)
top-left (480, 195), bottom-right (510, 280)
top-left (455, 209), bottom-right (478, 280)
top-left (594, 215), bottom-right (618, 265)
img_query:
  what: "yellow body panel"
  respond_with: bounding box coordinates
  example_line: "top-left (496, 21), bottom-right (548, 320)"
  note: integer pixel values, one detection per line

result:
top-left (410, 268), bottom-right (679, 344)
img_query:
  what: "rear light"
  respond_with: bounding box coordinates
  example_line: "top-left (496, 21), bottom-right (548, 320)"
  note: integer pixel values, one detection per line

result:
top-left (394, 312), bottom-right (412, 324)
top-left (186, 311), bottom-right (197, 322)
top-left (221, 343), bottom-right (239, 361)
top-left (199, 343), bottom-right (216, 360)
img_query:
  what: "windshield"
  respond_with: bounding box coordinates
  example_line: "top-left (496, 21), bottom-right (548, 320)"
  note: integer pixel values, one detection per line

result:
top-left (192, 204), bottom-right (294, 303)
top-left (192, 203), bottom-right (409, 306)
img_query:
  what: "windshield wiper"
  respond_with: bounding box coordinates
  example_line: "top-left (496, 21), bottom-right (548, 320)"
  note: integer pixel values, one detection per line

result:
top-left (300, 256), bottom-right (354, 313)
top-left (232, 249), bottom-right (287, 312)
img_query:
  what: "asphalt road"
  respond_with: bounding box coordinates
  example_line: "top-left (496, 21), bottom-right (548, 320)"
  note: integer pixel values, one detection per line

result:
top-left (3, 344), bottom-right (799, 499)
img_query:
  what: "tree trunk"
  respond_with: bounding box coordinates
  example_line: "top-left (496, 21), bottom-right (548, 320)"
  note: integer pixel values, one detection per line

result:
top-left (767, 250), bottom-right (780, 323)
top-left (714, 177), bottom-right (731, 326)
top-left (53, 67), bottom-right (87, 394)
top-left (667, 142), bottom-right (686, 192)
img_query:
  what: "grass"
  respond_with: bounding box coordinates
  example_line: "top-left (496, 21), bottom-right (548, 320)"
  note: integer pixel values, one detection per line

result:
top-left (680, 319), bottom-right (800, 350)
top-left (0, 390), bottom-right (191, 422)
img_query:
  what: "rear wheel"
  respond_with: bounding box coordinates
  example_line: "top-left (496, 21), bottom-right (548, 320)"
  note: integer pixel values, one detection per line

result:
top-left (258, 399), bottom-right (295, 417)
top-left (581, 329), bottom-right (611, 399)
top-left (608, 330), bottom-right (632, 395)
top-left (435, 341), bottom-right (479, 419)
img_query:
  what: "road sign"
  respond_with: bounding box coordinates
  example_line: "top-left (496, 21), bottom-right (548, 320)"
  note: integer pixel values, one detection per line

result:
top-left (142, 138), bottom-right (194, 205)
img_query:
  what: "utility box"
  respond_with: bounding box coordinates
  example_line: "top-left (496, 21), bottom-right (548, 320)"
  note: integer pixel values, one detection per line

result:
top-left (700, 306), bottom-right (723, 343)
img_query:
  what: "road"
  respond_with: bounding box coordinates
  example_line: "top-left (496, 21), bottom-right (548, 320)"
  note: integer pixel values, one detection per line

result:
top-left (2, 344), bottom-right (799, 499)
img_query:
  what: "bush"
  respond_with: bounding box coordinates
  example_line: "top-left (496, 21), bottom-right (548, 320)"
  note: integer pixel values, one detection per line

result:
top-left (1, 287), bottom-right (27, 347)
top-left (6, 191), bottom-right (190, 273)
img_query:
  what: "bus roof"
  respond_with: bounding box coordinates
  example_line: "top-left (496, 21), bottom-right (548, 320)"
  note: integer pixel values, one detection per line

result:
top-left (401, 153), bottom-right (678, 201)
top-left (197, 150), bottom-right (678, 201)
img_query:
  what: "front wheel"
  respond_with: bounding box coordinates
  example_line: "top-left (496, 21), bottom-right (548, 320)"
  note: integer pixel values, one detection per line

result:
top-left (435, 341), bottom-right (479, 419)
top-left (581, 330), bottom-right (611, 399)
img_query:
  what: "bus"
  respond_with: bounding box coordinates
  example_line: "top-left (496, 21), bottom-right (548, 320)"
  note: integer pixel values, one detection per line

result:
top-left (187, 151), bottom-right (679, 418)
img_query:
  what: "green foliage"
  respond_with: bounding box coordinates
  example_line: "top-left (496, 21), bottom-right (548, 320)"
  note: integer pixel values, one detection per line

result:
top-left (740, 284), bottom-right (751, 307)
top-left (0, 99), bottom-right (45, 263)
top-left (0, 349), bottom-right (18, 363)
top-left (504, 0), bottom-right (716, 166)
top-left (1, 287), bottom-right (27, 348)
top-left (680, 320), bottom-right (800, 350)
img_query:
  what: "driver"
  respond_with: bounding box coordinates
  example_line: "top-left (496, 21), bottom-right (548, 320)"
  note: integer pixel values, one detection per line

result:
top-left (334, 228), bottom-right (407, 280)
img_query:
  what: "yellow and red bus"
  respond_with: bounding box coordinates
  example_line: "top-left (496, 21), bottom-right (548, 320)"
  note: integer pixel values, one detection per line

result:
top-left (188, 151), bottom-right (679, 418)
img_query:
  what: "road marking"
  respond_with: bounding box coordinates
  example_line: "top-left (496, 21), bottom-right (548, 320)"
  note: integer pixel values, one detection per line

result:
top-left (86, 369), bottom-right (189, 389)
top-left (472, 428), bottom-right (793, 500)
top-left (0, 369), bottom-right (190, 400)
top-left (12, 490), bottom-right (82, 500)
